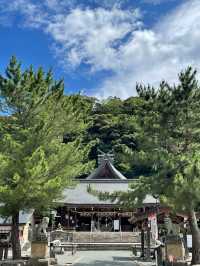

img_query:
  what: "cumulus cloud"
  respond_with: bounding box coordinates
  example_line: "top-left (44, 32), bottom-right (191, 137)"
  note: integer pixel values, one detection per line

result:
top-left (95, 0), bottom-right (200, 98)
top-left (0, 0), bottom-right (48, 28)
top-left (0, 0), bottom-right (200, 98)
top-left (46, 7), bottom-right (142, 71)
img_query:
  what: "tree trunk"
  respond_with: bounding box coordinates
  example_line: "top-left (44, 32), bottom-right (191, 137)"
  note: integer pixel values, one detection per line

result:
top-left (11, 212), bottom-right (21, 259)
top-left (188, 210), bottom-right (200, 265)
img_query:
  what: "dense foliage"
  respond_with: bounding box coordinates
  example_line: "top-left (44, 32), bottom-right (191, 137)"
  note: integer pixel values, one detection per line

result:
top-left (134, 68), bottom-right (200, 264)
top-left (87, 67), bottom-right (200, 264)
top-left (0, 57), bottom-right (93, 258)
top-left (66, 95), bottom-right (149, 178)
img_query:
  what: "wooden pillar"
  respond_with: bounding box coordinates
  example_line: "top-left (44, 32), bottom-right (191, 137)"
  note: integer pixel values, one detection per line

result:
top-left (97, 209), bottom-right (100, 231)
top-left (119, 208), bottom-right (121, 232)
top-left (75, 208), bottom-right (77, 230)
top-left (141, 228), bottom-right (145, 258)
top-left (146, 225), bottom-right (151, 260)
top-left (0, 244), bottom-right (3, 260)
top-left (91, 207), bottom-right (93, 232)
top-left (67, 208), bottom-right (70, 229)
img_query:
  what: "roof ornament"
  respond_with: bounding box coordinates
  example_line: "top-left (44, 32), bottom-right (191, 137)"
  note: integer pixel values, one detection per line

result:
top-left (86, 149), bottom-right (127, 180)
top-left (97, 149), bottom-right (114, 166)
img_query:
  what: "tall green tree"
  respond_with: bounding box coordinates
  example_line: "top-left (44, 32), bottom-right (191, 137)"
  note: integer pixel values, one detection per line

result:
top-left (132, 67), bottom-right (200, 264)
top-left (90, 68), bottom-right (200, 264)
top-left (0, 57), bottom-right (93, 259)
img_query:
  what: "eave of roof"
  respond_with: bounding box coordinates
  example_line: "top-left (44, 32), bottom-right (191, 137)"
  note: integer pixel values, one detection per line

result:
top-left (59, 181), bottom-right (129, 205)
top-left (80, 179), bottom-right (133, 184)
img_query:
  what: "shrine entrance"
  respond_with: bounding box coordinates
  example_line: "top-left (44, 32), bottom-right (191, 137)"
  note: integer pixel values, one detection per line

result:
top-left (55, 206), bottom-right (134, 232)
top-left (98, 216), bottom-right (113, 232)
top-left (53, 153), bottom-right (137, 233)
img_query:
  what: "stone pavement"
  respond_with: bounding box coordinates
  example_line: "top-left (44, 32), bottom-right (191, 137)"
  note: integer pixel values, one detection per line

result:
top-left (56, 250), bottom-right (155, 266)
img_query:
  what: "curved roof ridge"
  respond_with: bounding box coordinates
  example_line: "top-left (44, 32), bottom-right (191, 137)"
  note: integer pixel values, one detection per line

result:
top-left (86, 159), bottom-right (127, 180)
top-left (108, 161), bottom-right (127, 180)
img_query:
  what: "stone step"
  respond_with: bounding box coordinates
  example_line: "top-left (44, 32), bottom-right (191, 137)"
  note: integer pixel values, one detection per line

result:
top-left (63, 242), bottom-right (137, 251)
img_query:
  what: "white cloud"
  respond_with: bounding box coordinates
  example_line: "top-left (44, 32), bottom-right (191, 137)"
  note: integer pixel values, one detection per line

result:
top-left (96, 0), bottom-right (200, 98)
top-left (45, 7), bottom-right (142, 71)
top-left (0, 0), bottom-right (48, 28)
top-left (0, 0), bottom-right (200, 98)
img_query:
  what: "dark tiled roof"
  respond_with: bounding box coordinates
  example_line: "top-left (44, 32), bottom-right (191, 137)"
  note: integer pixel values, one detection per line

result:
top-left (86, 160), bottom-right (127, 180)
top-left (59, 158), bottom-right (156, 206)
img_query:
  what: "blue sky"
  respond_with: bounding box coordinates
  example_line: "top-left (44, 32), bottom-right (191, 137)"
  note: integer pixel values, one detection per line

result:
top-left (0, 0), bottom-right (199, 98)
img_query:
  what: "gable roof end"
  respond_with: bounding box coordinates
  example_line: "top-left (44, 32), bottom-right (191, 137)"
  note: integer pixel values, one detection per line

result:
top-left (86, 159), bottom-right (127, 180)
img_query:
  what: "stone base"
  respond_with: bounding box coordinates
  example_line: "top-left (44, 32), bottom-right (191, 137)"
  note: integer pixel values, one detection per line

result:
top-left (31, 242), bottom-right (49, 259)
top-left (165, 261), bottom-right (187, 266)
top-left (0, 258), bottom-right (57, 266)
top-left (165, 236), bottom-right (185, 261)
top-left (0, 260), bottom-right (26, 266)
top-left (27, 258), bottom-right (57, 266)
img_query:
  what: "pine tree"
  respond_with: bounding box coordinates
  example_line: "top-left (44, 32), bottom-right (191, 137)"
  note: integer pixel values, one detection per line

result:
top-left (90, 68), bottom-right (200, 264)
top-left (133, 67), bottom-right (200, 264)
top-left (0, 57), bottom-right (93, 259)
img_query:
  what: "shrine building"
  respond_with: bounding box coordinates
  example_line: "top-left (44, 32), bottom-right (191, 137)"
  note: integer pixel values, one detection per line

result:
top-left (54, 153), bottom-right (156, 232)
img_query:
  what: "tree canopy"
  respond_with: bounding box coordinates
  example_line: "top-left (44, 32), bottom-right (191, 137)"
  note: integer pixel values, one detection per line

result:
top-left (88, 67), bottom-right (200, 264)
top-left (0, 57), bottom-right (93, 258)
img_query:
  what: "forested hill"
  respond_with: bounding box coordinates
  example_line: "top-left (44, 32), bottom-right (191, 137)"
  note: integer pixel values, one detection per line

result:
top-left (63, 94), bottom-right (154, 179)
